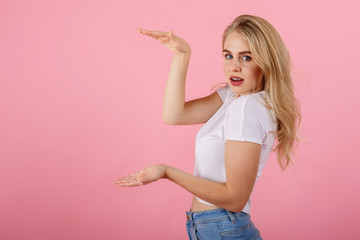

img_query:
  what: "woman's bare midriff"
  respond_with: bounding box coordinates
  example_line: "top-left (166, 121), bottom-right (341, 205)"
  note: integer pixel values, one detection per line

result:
top-left (190, 196), bottom-right (221, 212)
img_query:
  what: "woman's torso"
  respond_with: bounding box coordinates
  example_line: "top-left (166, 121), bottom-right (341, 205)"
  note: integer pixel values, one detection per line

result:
top-left (190, 85), bottom-right (277, 213)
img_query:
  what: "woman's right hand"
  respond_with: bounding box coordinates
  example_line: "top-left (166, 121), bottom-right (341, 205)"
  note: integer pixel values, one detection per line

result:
top-left (138, 28), bottom-right (191, 54)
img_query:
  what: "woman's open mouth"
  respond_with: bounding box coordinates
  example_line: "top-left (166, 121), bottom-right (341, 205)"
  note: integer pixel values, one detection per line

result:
top-left (230, 76), bottom-right (244, 86)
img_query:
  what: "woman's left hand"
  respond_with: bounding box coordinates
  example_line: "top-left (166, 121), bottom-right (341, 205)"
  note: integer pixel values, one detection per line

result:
top-left (114, 164), bottom-right (167, 187)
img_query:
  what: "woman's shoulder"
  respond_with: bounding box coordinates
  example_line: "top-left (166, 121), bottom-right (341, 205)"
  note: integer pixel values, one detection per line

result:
top-left (230, 91), bottom-right (266, 109)
top-left (229, 91), bottom-right (276, 122)
top-left (216, 84), bottom-right (233, 103)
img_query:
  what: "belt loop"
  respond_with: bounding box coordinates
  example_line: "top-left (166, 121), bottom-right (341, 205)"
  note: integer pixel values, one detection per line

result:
top-left (226, 209), bottom-right (236, 223)
top-left (186, 210), bottom-right (196, 229)
top-left (186, 210), bottom-right (193, 221)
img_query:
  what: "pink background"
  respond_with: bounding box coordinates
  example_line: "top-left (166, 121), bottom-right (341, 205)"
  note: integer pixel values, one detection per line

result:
top-left (1, 0), bottom-right (359, 239)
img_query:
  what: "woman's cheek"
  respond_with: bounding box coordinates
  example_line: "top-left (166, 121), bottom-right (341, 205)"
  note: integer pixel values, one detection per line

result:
top-left (223, 61), bottom-right (230, 76)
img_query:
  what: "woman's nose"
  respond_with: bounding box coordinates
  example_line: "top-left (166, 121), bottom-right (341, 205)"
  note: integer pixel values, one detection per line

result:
top-left (230, 59), bottom-right (241, 71)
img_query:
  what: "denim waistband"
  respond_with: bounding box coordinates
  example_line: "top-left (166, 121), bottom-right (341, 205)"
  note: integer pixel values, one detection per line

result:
top-left (186, 209), bottom-right (248, 224)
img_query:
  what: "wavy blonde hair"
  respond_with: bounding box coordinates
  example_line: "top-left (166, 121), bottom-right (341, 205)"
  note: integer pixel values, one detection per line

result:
top-left (222, 15), bottom-right (301, 170)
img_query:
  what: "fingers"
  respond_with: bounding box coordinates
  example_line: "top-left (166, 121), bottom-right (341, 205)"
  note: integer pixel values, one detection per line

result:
top-left (114, 172), bottom-right (155, 187)
top-left (114, 173), bottom-right (142, 187)
top-left (138, 27), bottom-right (173, 40)
top-left (115, 180), bottom-right (141, 187)
top-left (114, 179), bottom-right (142, 187)
top-left (138, 27), bottom-right (167, 36)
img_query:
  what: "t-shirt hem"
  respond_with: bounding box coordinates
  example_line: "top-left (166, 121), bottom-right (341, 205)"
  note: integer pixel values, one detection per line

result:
top-left (194, 196), bottom-right (251, 215)
top-left (225, 137), bottom-right (262, 145)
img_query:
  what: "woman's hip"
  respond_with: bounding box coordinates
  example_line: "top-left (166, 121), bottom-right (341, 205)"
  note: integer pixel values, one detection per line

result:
top-left (185, 209), bottom-right (262, 240)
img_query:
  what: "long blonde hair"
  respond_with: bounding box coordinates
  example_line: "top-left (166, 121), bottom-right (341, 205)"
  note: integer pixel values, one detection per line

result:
top-left (222, 15), bottom-right (301, 170)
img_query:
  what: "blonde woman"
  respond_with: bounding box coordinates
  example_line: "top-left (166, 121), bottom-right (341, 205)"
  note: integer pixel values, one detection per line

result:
top-left (115, 15), bottom-right (301, 240)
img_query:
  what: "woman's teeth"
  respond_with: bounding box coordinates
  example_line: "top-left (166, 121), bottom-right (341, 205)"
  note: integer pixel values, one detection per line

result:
top-left (230, 77), bottom-right (243, 81)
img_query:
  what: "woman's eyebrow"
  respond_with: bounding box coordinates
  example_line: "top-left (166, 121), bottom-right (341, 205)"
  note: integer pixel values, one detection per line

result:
top-left (222, 49), bottom-right (251, 54)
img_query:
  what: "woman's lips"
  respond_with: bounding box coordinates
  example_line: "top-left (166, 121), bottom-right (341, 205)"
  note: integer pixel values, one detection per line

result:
top-left (230, 76), bottom-right (244, 86)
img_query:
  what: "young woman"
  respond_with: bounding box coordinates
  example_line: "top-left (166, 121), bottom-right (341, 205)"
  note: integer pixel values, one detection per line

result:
top-left (115, 15), bottom-right (301, 240)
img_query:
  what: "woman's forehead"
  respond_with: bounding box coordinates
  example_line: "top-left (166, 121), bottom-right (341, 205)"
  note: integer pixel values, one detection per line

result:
top-left (223, 32), bottom-right (250, 53)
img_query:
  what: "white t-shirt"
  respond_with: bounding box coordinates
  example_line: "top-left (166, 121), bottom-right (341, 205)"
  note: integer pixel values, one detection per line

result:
top-left (194, 84), bottom-right (277, 214)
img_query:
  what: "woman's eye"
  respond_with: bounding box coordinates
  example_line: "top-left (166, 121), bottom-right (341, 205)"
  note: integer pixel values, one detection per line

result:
top-left (225, 54), bottom-right (233, 60)
top-left (241, 55), bottom-right (252, 61)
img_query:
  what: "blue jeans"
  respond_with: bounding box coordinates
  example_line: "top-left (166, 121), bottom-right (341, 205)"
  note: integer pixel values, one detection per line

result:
top-left (186, 209), bottom-right (262, 240)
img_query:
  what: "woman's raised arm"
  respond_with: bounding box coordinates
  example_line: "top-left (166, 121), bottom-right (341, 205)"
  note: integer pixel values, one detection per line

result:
top-left (138, 28), bottom-right (223, 125)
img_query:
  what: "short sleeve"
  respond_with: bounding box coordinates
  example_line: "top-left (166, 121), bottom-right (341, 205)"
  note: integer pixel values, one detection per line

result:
top-left (216, 85), bottom-right (230, 103)
top-left (225, 97), bottom-right (265, 145)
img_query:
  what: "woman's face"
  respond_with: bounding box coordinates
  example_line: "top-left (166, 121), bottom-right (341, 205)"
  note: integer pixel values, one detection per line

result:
top-left (223, 31), bottom-right (264, 98)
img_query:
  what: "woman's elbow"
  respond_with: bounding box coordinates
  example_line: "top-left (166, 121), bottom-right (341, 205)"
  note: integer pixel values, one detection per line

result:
top-left (162, 115), bottom-right (179, 125)
top-left (226, 199), bottom-right (247, 213)
top-left (162, 111), bottom-right (185, 125)
top-left (230, 206), bottom-right (245, 213)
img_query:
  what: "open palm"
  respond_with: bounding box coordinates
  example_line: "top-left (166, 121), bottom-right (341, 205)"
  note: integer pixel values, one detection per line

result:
top-left (114, 164), bottom-right (166, 187)
top-left (138, 28), bottom-right (191, 54)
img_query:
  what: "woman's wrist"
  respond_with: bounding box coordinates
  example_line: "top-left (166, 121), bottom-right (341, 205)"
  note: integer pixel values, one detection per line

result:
top-left (173, 52), bottom-right (191, 65)
top-left (174, 50), bottom-right (191, 57)
top-left (159, 164), bottom-right (169, 179)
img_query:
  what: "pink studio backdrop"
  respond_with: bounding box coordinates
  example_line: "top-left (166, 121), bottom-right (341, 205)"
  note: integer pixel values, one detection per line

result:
top-left (1, 0), bottom-right (359, 239)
